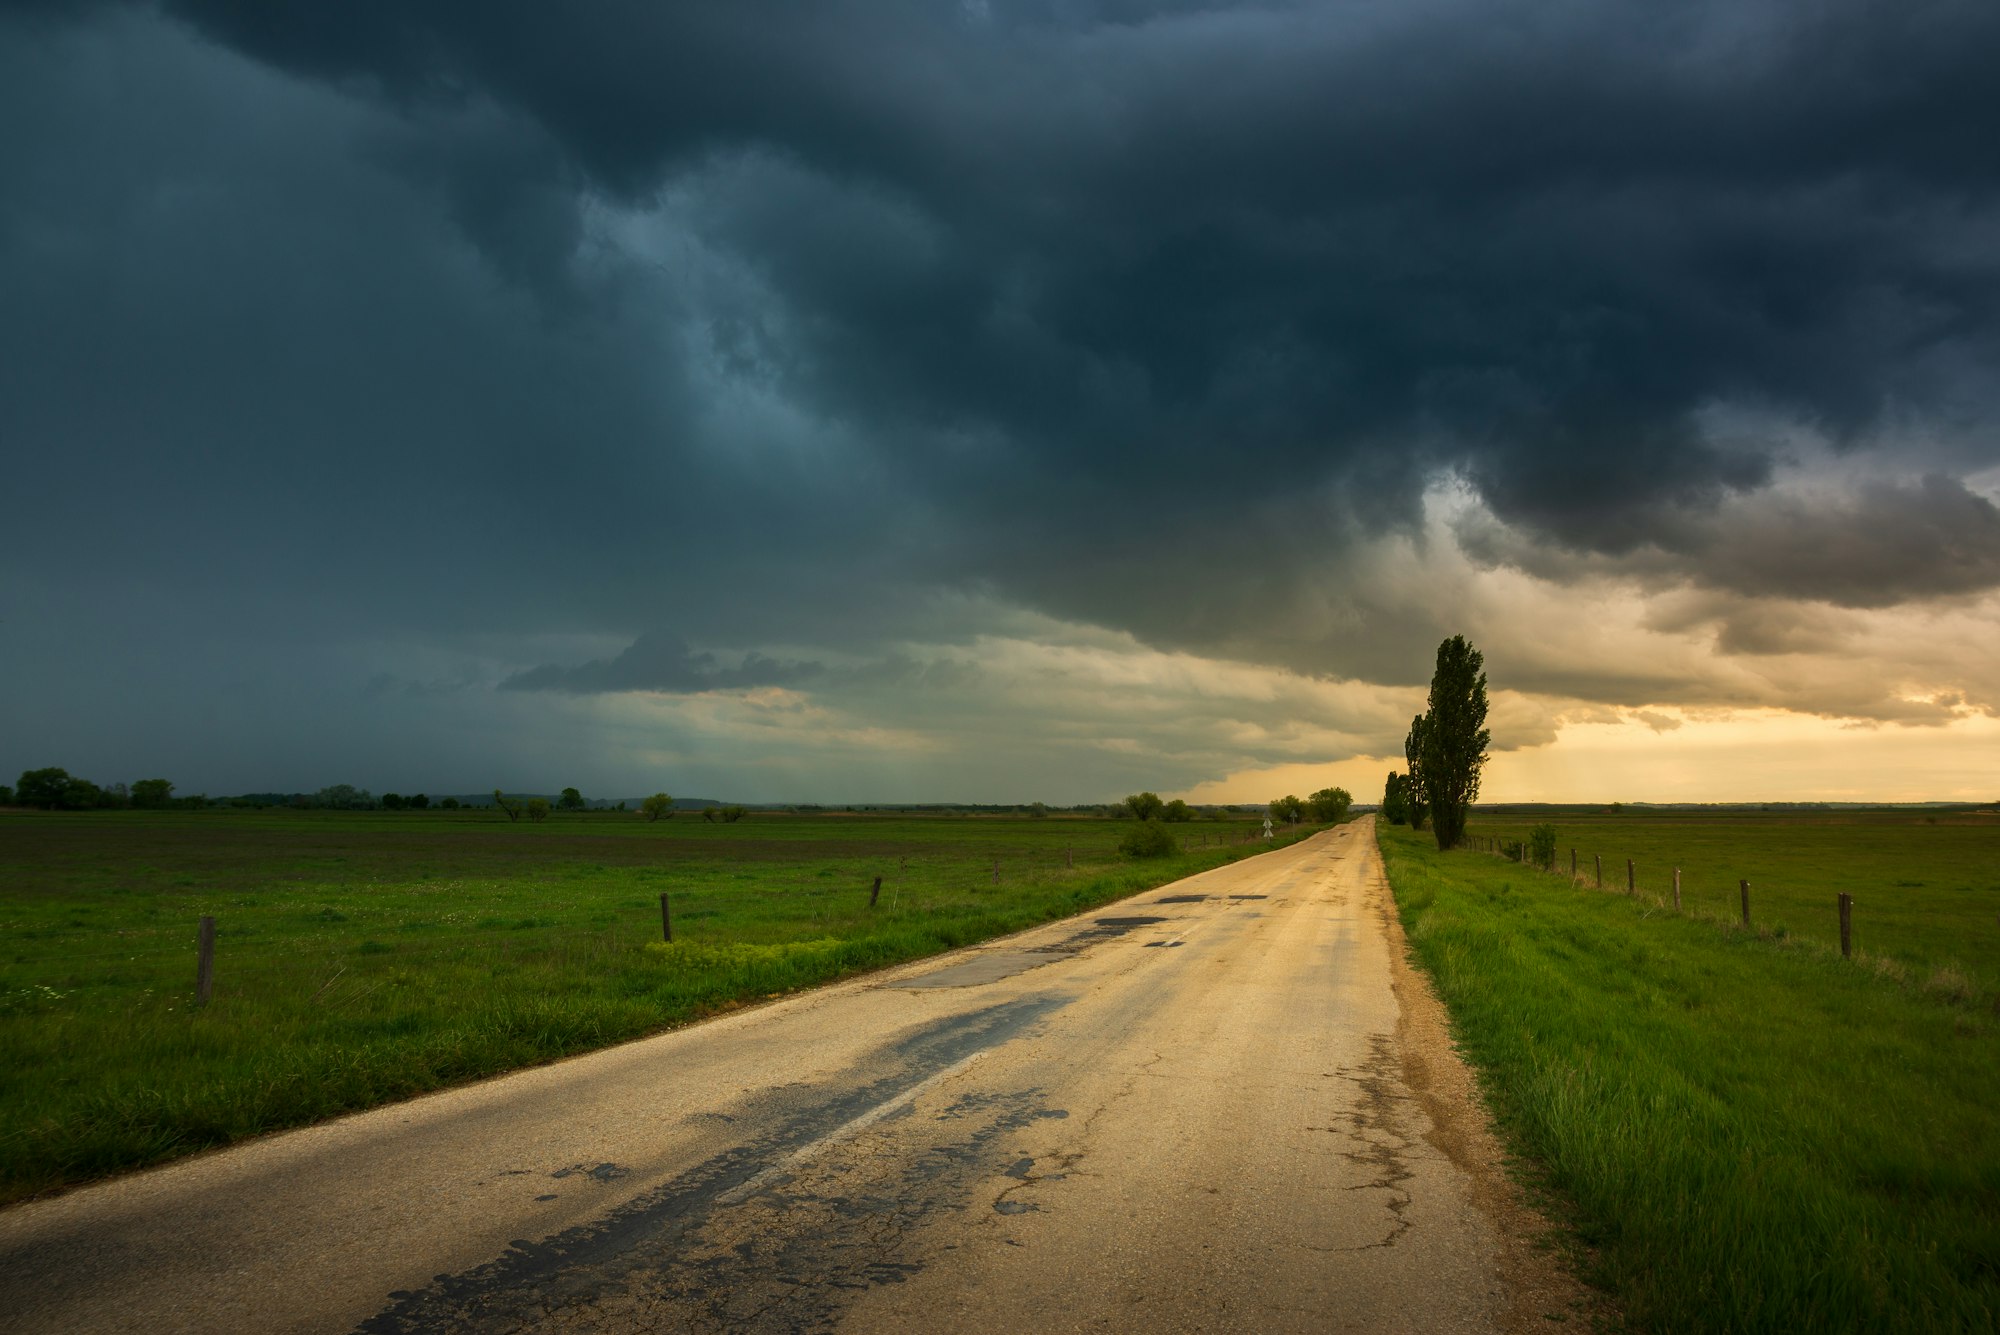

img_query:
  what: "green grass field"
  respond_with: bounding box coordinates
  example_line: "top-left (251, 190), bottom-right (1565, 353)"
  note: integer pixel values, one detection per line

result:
top-left (0, 807), bottom-right (1303, 1205)
top-left (1379, 813), bottom-right (2000, 1334)
top-left (1465, 808), bottom-right (2000, 998)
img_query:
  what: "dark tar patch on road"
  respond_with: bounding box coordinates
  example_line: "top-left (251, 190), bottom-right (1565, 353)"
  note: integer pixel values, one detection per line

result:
top-left (357, 994), bottom-right (1072, 1335)
top-left (550, 1162), bottom-right (628, 1183)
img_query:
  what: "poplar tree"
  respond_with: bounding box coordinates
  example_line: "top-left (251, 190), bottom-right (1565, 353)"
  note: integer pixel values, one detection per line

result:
top-left (1406, 635), bottom-right (1489, 849)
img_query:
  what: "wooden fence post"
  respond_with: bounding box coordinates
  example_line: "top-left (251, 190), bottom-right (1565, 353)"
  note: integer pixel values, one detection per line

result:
top-left (659, 892), bottom-right (673, 943)
top-left (1838, 893), bottom-right (1853, 959)
top-left (1594, 854), bottom-right (1602, 889)
top-left (870, 876), bottom-right (882, 908)
top-left (992, 859), bottom-right (1000, 885)
top-left (1627, 859), bottom-right (1635, 894)
top-left (1570, 849), bottom-right (1577, 880)
top-left (1672, 867), bottom-right (1681, 912)
top-left (195, 915), bottom-right (216, 1008)
top-left (1740, 879), bottom-right (1751, 927)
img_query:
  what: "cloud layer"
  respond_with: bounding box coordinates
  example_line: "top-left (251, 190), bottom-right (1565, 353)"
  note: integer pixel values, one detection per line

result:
top-left (3, 1), bottom-right (1997, 798)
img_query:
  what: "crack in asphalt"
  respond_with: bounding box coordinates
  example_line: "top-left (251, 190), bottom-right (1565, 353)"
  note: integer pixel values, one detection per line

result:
top-left (1306, 1034), bottom-right (1419, 1255)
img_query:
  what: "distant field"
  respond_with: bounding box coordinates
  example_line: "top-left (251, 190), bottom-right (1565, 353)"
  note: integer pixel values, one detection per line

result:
top-left (1461, 808), bottom-right (2000, 995)
top-left (1380, 813), bottom-right (1999, 1333)
top-left (0, 808), bottom-right (1302, 1205)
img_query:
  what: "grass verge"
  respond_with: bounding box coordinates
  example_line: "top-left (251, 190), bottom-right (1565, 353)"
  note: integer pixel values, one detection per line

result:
top-left (1378, 820), bottom-right (1999, 1334)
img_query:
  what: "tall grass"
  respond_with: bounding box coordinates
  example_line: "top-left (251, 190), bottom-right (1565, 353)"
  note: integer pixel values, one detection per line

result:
top-left (0, 810), bottom-right (1311, 1203)
top-left (1379, 822), bottom-right (1999, 1333)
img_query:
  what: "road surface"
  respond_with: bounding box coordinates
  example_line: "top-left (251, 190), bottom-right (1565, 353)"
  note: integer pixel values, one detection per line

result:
top-left (0, 819), bottom-right (1586, 1332)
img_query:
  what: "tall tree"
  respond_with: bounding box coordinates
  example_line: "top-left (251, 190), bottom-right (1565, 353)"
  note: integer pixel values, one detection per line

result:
top-left (1380, 772), bottom-right (1408, 825)
top-left (1406, 635), bottom-right (1490, 849)
top-left (1401, 726), bottom-right (1430, 831)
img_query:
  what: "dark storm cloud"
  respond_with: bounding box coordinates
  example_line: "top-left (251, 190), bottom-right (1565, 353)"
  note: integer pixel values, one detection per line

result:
top-left (6, 0), bottom-right (2000, 794)
top-left (111, 0), bottom-right (1999, 622)
top-left (499, 633), bottom-right (822, 695)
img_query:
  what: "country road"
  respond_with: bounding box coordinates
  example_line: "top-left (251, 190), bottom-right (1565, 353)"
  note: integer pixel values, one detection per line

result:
top-left (0, 819), bottom-right (1585, 1333)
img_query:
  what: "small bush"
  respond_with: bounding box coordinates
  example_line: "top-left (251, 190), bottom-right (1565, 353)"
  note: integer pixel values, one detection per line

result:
top-left (1119, 823), bottom-right (1178, 859)
top-left (1528, 823), bottom-right (1557, 871)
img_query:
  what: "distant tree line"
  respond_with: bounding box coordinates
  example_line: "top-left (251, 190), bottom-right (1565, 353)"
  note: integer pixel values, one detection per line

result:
top-left (7, 768), bottom-right (202, 811)
top-left (1266, 789), bottom-right (1353, 824)
top-left (1119, 788), bottom-right (1351, 827)
top-left (5, 772), bottom-right (1332, 826)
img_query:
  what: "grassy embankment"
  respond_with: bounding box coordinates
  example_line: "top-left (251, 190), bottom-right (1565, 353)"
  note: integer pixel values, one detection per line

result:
top-left (0, 808), bottom-right (1308, 1205)
top-left (1379, 815), bottom-right (1998, 1333)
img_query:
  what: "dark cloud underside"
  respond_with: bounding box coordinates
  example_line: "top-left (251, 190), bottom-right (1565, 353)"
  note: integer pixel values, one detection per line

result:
top-left (501, 634), bottom-right (821, 695)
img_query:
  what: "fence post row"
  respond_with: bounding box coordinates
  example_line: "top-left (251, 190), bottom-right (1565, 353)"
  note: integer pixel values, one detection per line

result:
top-left (1522, 848), bottom-right (1859, 966)
top-left (195, 915), bottom-right (217, 1008)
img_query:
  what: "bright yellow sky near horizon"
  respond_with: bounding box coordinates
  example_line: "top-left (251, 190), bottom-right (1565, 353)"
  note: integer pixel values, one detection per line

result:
top-left (1183, 709), bottom-right (2000, 806)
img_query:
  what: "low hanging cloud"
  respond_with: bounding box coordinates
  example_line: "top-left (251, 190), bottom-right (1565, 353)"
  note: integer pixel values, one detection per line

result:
top-left (500, 634), bottom-right (822, 696)
top-left (1692, 475), bottom-right (2000, 608)
top-left (1456, 473), bottom-right (2000, 610)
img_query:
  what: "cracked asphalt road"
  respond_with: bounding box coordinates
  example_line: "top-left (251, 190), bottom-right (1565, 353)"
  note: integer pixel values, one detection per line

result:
top-left (0, 819), bottom-right (1568, 1333)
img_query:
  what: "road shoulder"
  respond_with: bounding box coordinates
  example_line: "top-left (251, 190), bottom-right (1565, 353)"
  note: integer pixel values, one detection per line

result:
top-left (1368, 829), bottom-right (1619, 1333)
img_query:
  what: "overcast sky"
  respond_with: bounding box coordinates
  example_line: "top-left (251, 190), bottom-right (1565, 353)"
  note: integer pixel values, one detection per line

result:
top-left (5, 0), bottom-right (1999, 803)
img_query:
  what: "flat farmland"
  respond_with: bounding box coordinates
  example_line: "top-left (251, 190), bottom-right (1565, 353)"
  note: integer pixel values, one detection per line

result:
top-left (0, 808), bottom-right (1294, 1205)
top-left (1465, 808), bottom-right (2000, 994)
